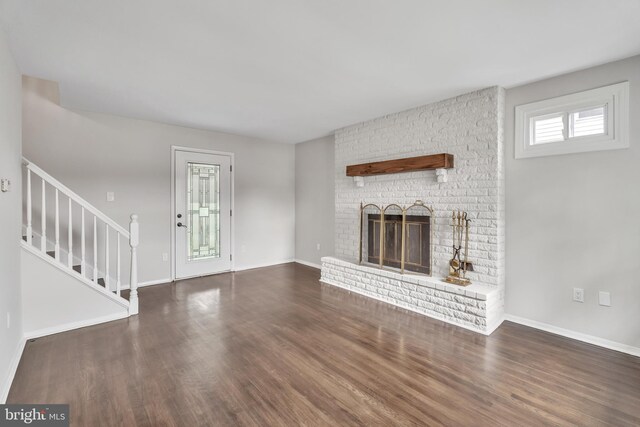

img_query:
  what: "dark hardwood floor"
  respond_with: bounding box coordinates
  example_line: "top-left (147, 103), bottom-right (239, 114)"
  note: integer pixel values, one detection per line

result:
top-left (8, 263), bottom-right (640, 426)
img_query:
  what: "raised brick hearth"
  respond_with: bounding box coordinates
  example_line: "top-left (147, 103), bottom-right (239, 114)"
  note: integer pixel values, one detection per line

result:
top-left (321, 257), bottom-right (503, 334)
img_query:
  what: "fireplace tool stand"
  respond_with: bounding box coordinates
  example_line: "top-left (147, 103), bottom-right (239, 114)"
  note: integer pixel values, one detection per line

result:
top-left (444, 210), bottom-right (472, 286)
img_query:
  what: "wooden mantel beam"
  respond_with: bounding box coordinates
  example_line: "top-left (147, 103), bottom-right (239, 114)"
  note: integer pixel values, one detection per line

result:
top-left (346, 153), bottom-right (454, 177)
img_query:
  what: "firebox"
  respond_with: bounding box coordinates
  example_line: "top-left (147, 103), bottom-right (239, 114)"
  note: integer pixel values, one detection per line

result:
top-left (359, 201), bottom-right (432, 275)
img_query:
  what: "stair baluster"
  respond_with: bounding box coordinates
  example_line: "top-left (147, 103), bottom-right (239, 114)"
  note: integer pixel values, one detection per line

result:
top-left (105, 223), bottom-right (110, 291)
top-left (93, 216), bottom-right (98, 283)
top-left (26, 169), bottom-right (32, 244)
top-left (55, 189), bottom-right (60, 261)
top-left (116, 233), bottom-right (121, 296)
top-left (81, 207), bottom-right (86, 278)
top-left (129, 214), bottom-right (139, 315)
top-left (68, 197), bottom-right (73, 268)
top-left (41, 178), bottom-right (46, 252)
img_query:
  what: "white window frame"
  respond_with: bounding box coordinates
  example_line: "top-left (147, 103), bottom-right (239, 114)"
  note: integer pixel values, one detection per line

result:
top-left (515, 82), bottom-right (629, 159)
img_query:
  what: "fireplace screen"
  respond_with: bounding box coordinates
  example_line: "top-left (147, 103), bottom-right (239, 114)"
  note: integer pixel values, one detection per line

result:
top-left (359, 201), bottom-right (433, 275)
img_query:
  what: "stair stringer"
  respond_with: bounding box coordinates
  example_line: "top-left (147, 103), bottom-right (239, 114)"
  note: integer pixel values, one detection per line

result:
top-left (21, 243), bottom-right (129, 339)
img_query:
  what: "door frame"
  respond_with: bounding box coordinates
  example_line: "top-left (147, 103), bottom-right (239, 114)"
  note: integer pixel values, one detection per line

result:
top-left (170, 145), bottom-right (235, 281)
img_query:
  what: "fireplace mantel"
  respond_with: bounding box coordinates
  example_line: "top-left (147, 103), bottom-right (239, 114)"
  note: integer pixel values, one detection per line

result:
top-left (346, 153), bottom-right (454, 177)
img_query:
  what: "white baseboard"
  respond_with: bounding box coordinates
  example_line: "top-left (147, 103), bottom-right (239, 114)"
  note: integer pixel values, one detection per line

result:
top-left (23, 311), bottom-right (129, 341)
top-left (139, 277), bottom-right (172, 287)
top-left (486, 315), bottom-right (505, 335)
top-left (233, 259), bottom-right (294, 272)
top-left (504, 314), bottom-right (640, 358)
top-left (294, 259), bottom-right (321, 270)
top-left (121, 277), bottom-right (173, 290)
top-left (0, 338), bottom-right (26, 404)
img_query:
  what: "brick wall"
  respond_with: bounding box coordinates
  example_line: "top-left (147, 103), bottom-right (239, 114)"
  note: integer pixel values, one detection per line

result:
top-left (334, 87), bottom-right (505, 294)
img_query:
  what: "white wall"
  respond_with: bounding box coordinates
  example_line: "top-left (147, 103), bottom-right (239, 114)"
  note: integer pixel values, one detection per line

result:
top-left (505, 55), bottom-right (640, 348)
top-left (21, 246), bottom-right (128, 337)
top-left (22, 77), bottom-right (295, 282)
top-left (0, 27), bottom-right (23, 403)
top-left (295, 135), bottom-right (335, 267)
top-left (334, 87), bottom-right (505, 289)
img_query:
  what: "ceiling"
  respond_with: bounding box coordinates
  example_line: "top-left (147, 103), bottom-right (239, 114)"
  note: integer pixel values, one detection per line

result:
top-left (2, 1), bottom-right (640, 143)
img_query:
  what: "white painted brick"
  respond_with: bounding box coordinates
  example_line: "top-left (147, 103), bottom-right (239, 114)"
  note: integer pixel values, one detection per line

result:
top-left (321, 257), bottom-right (501, 334)
top-left (325, 86), bottom-right (505, 334)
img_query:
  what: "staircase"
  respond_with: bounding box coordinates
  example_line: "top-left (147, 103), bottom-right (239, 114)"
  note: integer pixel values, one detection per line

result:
top-left (21, 158), bottom-right (139, 315)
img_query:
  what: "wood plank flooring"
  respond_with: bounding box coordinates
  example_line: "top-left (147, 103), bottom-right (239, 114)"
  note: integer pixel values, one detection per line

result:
top-left (8, 263), bottom-right (640, 426)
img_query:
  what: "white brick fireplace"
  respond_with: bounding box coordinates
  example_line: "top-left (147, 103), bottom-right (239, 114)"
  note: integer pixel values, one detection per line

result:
top-left (321, 86), bottom-right (505, 334)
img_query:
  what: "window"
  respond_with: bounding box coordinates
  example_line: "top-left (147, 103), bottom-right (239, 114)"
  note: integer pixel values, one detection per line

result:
top-left (515, 82), bottom-right (629, 159)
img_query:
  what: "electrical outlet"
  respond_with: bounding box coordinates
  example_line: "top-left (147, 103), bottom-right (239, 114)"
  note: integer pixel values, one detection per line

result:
top-left (162, 253), bottom-right (168, 262)
top-left (573, 288), bottom-right (584, 303)
top-left (316, 243), bottom-right (321, 251)
top-left (106, 191), bottom-right (115, 202)
top-left (598, 291), bottom-right (611, 307)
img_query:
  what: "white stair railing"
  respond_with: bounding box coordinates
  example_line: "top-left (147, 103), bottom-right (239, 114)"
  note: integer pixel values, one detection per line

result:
top-left (22, 158), bottom-right (139, 315)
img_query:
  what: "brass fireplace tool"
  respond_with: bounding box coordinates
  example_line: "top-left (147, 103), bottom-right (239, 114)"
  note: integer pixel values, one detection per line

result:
top-left (444, 210), bottom-right (472, 286)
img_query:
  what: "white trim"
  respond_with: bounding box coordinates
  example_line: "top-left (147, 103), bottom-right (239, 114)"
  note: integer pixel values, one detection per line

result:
top-left (233, 259), bottom-right (294, 272)
top-left (21, 242), bottom-right (129, 309)
top-left (23, 312), bottom-right (129, 341)
top-left (320, 278), bottom-right (496, 336)
top-left (486, 315), bottom-right (505, 336)
top-left (171, 148), bottom-right (176, 281)
top-left (515, 81), bottom-right (629, 159)
top-left (170, 146), bottom-right (235, 281)
top-left (121, 277), bottom-right (172, 289)
top-left (294, 259), bottom-right (322, 270)
top-left (504, 314), bottom-right (640, 358)
top-left (174, 270), bottom-right (231, 281)
top-left (0, 338), bottom-right (26, 403)
top-left (139, 277), bottom-right (172, 287)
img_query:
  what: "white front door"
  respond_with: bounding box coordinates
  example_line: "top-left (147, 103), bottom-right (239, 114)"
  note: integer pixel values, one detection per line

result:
top-left (174, 150), bottom-right (232, 279)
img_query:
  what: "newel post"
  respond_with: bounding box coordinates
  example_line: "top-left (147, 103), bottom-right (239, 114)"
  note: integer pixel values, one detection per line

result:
top-left (129, 214), bottom-right (139, 315)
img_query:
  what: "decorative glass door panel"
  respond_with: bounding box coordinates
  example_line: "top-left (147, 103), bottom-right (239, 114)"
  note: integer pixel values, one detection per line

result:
top-left (187, 163), bottom-right (220, 260)
top-left (175, 151), bottom-right (231, 279)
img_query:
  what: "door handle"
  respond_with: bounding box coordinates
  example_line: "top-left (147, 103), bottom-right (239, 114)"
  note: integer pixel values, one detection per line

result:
top-left (177, 222), bottom-right (188, 230)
